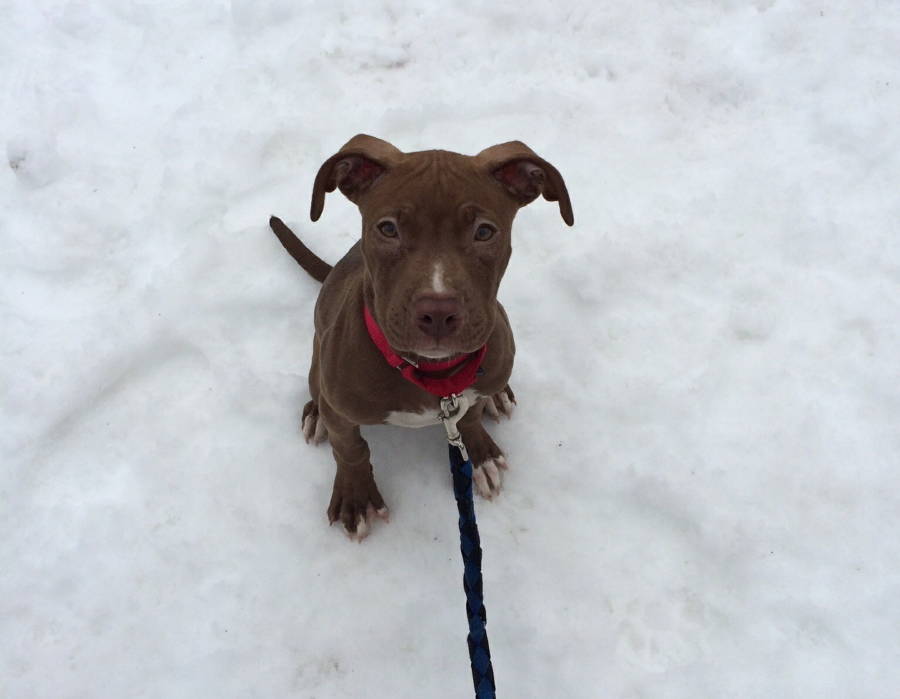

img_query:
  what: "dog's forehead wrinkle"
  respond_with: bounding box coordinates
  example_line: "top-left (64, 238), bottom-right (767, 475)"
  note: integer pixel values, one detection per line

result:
top-left (394, 150), bottom-right (478, 188)
top-left (379, 199), bottom-right (468, 236)
top-left (372, 156), bottom-right (502, 228)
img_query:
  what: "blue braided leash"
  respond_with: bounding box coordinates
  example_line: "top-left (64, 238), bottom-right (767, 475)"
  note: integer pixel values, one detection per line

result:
top-left (448, 442), bottom-right (497, 699)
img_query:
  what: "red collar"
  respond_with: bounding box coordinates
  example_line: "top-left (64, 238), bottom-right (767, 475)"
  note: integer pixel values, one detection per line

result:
top-left (363, 306), bottom-right (487, 397)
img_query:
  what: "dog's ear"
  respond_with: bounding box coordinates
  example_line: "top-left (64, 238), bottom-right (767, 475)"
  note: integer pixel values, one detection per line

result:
top-left (475, 141), bottom-right (574, 226)
top-left (310, 134), bottom-right (403, 221)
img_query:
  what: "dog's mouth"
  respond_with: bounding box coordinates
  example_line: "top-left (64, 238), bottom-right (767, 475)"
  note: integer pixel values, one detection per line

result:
top-left (400, 331), bottom-right (488, 361)
top-left (405, 347), bottom-right (467, 362)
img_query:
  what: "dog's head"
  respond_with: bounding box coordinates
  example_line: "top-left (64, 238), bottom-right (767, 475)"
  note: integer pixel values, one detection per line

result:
top-left (311, 134), bottom-right (573, 358)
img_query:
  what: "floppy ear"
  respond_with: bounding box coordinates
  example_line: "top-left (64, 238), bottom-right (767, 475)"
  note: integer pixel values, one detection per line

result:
top-left (475, 141), bottom-right (574, 226)
top-left (310, 134), bottom-right (403, 221)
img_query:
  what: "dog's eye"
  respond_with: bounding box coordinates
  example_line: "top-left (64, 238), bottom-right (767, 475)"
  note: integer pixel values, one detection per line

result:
top-left (377, 220), bottom-right (399, 238)
top-left (474, 223), bottom-right (496, 242)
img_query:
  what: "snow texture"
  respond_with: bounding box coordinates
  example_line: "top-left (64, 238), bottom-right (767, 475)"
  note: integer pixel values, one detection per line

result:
top-left (2, 1), bottom-right (899, 697)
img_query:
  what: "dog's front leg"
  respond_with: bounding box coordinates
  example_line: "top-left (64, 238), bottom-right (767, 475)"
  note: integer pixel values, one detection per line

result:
top-left (318, 399), bottom-right (389, 540)
top-left (457, 399), bottom-right (509, 500)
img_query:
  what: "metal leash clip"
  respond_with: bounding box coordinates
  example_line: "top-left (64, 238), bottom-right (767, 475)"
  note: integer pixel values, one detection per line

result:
top-left (439, 393), bottom-right (470, 462)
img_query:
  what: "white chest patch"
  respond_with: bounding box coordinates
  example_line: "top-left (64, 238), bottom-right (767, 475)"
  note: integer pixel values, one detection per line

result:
top-left (385, 388), bottom-right (480, 428)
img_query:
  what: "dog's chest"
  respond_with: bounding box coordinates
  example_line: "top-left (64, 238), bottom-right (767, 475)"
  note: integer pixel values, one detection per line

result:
top-left (384, 388), bottom-right (480, 428)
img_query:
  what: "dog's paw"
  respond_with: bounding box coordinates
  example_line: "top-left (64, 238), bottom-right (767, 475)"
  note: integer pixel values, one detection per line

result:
top-left (483, 384), bottom-right (516, 422)
top-left (473, 455), bottom-right (509, 500)
top-left (332, 503), bottom-right (390, 542)
top-left (327, 469), bottom-right (389, 541)
top-left (459, 421), bottom-right (509, 499)
top-left (301, 400), bottom-right (328, 445)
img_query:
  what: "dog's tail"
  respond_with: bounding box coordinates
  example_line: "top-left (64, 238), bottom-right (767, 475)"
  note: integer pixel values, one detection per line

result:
top-left (269, 215), bottom-right (332, 283)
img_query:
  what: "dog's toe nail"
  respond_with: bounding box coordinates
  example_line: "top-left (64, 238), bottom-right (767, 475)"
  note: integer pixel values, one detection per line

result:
top-left (376, 507), bottom-right (390, 522)
top-left (483, 458), bottom-right (500, 483)
top-left (348, 515), bottom-right (368, 541)
top-left (472, 467), bottom-right (490, 499)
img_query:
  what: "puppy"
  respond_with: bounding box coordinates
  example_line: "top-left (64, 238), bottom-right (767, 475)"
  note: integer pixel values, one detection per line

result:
top-left (270, 134), bottom-right (572, 539)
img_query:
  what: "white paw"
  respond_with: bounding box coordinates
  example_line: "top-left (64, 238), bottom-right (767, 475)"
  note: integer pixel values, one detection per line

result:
top-left (342, 506), bottom-right (390, 542)
top-left (484, 389), bottom-right (516, 422)
top-left (473, 455), bottom-right (509, 499)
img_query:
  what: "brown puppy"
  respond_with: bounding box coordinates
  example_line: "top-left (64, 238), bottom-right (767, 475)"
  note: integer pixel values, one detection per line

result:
top-left (270, 135), bottom-right (573, 540)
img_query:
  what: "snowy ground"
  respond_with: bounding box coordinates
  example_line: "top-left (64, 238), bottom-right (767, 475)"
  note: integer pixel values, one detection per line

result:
top-left (3, 1), bottom-right (900, 697)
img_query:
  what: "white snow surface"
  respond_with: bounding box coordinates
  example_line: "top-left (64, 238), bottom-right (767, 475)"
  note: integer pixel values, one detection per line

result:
top-left (3, 2), bottom-right (900, 697)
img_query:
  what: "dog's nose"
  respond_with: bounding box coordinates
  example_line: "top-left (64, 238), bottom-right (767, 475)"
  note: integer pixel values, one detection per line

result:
top-left (414, 296), bottom-right (463, 340)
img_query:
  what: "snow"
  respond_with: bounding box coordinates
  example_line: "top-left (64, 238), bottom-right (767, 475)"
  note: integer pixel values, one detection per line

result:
top-left (2, 1), bottom-right (899, 697)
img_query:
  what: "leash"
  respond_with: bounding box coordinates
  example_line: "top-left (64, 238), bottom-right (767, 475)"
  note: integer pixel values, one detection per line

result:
top-left (362, 306), bottom-right (496, 697)
top-left (440, 394), bottom-right (497, 699)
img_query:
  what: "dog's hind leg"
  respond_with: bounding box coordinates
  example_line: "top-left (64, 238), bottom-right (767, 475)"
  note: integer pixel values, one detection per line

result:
top-left (301, 335), bottom-right (329, 444)
top-left (301, 400), bottom-right (328, 444)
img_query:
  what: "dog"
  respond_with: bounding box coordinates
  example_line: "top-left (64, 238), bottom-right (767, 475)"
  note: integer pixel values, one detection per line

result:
top-left (270, 134), bottom-right (573, 540)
